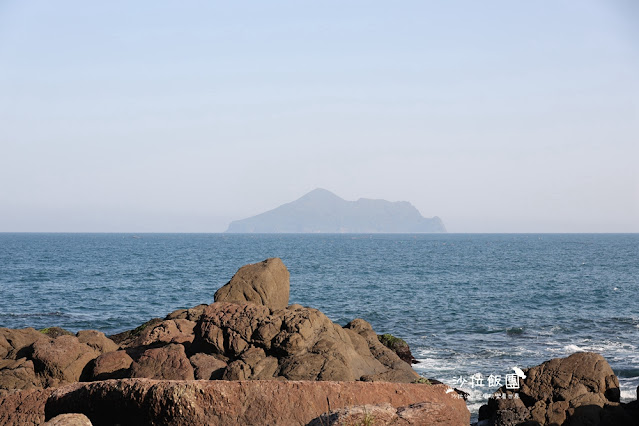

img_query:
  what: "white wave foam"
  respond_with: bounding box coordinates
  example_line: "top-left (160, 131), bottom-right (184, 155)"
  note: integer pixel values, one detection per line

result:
top-left (620, 389), bottom-right (636, 402)
top-left (564, 344), bottom-right (585, 353)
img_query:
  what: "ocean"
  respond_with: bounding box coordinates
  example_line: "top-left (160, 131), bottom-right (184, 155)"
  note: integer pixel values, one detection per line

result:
top-left (1, 233), bottom-right (637, 418)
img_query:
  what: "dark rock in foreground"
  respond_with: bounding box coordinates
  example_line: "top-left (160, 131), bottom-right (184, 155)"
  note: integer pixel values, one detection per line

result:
top-left (478, 352), bottom-right (639, 426)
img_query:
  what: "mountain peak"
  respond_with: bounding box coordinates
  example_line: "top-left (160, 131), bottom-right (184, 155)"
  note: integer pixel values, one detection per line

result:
top-left (225, 190), bottom-right (446, 233)
top-left (299, 188), bottom-right (343, 201)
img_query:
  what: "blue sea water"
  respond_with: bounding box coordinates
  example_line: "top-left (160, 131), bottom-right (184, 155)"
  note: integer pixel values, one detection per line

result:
top-left (1, 233), bottom-right (638, 416)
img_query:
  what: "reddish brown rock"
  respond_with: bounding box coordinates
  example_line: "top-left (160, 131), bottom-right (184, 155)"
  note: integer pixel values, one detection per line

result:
top-left (344, 319), bottom-right (419, 383)
top-left (0, 358), bottom-right (41, 392)
top-left (479, 352), bottom-right (633, 426)
top-left (188, 353), bottom-right (227, 380)
top-left (214, 257), bottom-right (290, 310)
top-left (308, 401), bottom-right (466, 425)
top-left (130, 344), bottom-right (194, 380)
top-left (127, 319), bottom-right (195, 348)
top-left (377, 333), bottom-right (418, 365)
top-left (44, 379), bottom-right (470, 426)
top-left (88, 350), bottom-right (134, 381)
top-left (44, 413), bottom-right (93, 425)
top-left (165, 304), bottom-right (208, 322)
top-left (75, 331), bottom-right (119, 354)
top-left (108, 318), bottom-right (164, 346)
top-left (194, 302), bottom-right (418, 382)
top-left (0, 387), bottom-right (53, 426)
top-left (0, 328), bottom-right (47, 360)
top-left (30, 335), bottom-right (100, 387)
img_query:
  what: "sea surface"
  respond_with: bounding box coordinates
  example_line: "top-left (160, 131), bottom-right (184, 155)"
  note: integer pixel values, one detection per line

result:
top-left (1, 233), bottom-right (638, 419)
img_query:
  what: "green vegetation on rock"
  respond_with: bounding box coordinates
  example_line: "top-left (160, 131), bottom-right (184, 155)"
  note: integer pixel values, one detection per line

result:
top-left (378, 333), bottom-right (408, 350)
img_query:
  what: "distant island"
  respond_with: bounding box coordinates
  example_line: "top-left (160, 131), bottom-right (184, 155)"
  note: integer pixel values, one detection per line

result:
top-left (225, 188), bottom-right (446, 233)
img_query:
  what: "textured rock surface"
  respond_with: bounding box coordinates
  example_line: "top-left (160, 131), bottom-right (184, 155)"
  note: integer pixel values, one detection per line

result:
top-left (165, 304), bottom-right (208, 322)
top-left (308, 401), bottom-right (465, 425)
top-left (88, 350), bottom-right (133, 381)
top-left (0, 328), bottom-right (47, 360)
top-left (0, 358), bottom-right (40, 392)
top-left (43, 379), bottom-right (469, 426)
top-left (214, 258), bottom-right (290, 309)
top-left (479, 352), bottom-right (637, 426)
top-left (126, 319), bottom-right (195, 348)
top-left (75, 331), bottom-right (119, 355)
top-left (188, 353), bottom-right (227, 380)
top-left (0, 387), bottom-right (53, 426)
top-left (130, 344), bottom-right (194, 380)
top-left (193, 302), bottom-right (419, 382)
top-left (45, 413), bottom-right (93, 425)
top-left (30, 336), bottom-right (100, 387)
top-left (378, 333), bottom-right (418, 365)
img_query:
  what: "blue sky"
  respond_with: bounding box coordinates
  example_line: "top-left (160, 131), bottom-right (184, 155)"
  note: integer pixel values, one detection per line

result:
top-left (1, 1), bottom-right (637, 232)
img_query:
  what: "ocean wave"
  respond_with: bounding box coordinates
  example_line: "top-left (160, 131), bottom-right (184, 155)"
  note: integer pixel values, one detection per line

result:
top-left (506, 327), bottom-right (525, 336)
top-left (564, 344), bottom-right (586, 353)
top-left (615, 368), bottom-right (639, 378)
top-left (0, 311), bottom-right (68, 318)
top-left (620, 389), bottom-right (637, 402)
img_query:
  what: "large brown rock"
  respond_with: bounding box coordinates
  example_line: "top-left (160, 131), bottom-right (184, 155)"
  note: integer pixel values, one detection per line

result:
top-left (214, 258), bottom-right (290, 310)
top-left (0, 328), bottom-right (47, 360)
top-left (75, 331), bottom-right (119, 355)
top-left (130, 344), bottom-right (194, 380)
top-left (479, 352), bottom-right (635, 426)
top-left (0, 358), bottom-right (41, 392)
top-left (193, 302), bottom-right (418, 382)
top-left (0, 387), bottom-right (53, 426)
top-left (165, 304), bottom-right (208, 322)
top-left (88, 350), bottom-right (134, 381)
top-left (45, 413), bottom-right (93, 426)
top-left (188, 353), bottom-right (227, 380)
top-left (30, 336), bottom-right (100, 387)
top-left (344, 318), bottom-right (420, 383)
top-left (126, 319), bottom-right (195, 348)
top-left (43, 379), bottom-right (470, 425)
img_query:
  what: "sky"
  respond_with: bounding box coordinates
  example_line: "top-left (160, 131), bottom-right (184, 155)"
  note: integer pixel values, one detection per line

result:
top-left (1, 1), bottom-right (638, 233)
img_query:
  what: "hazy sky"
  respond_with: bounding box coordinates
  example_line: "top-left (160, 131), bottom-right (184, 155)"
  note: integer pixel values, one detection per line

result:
top-left (1, 1), bottom-right (637, 232)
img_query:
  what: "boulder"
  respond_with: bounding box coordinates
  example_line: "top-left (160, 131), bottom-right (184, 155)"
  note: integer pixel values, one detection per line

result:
top-left (88, 350), bottom-right (134, 381)
top-left (193, 302), bottom-right (419, 382)
top-left (0, 358), bottom-right (40, 392)
top-left (75, 331), bottom-right (119, 354)
top-left (0, 328), bottom-right (47, 360)
top-left (378, 333), bottom-right (418, 364)
top-left (188, 353), bottom-right (227, 380)
top-left (479, 352), bottom-right (633, 426)
top-left (0, 387), bottom-right (53, 426)
top-left (127, 319), bottom-right (195, 348)
top-left (30, 335), bottom-right (100, 387)
top-left (43, 379), bottom-right (470, 425)
top-left (130, 344), bottom-right (194, 380)
top-left (214, 258), bottom-right (290, 310)
top-left (45, 413), bottom-right (92, 426)
top-left (109, 318), bottom-right (164, 346)
top-left (345, 319), bottom-right (420, 382)
top-left (165, 304), bottom-right (208, 322)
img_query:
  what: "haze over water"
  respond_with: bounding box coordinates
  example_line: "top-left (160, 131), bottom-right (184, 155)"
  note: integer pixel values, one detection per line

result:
top-left (1, 233), bottom-right (637, 418)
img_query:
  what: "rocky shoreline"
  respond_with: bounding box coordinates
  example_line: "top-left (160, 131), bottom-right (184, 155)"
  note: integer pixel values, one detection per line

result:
top-left (0, 258), bottom-right (637, 425)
